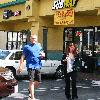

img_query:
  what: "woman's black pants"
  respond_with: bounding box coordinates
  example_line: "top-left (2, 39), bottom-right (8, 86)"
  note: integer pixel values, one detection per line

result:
top-left (64, 71), bottom-right (77, 99)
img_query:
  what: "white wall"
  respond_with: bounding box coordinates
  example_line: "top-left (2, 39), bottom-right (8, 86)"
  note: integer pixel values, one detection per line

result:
top-left (0, 31), bottom-right (7, 49)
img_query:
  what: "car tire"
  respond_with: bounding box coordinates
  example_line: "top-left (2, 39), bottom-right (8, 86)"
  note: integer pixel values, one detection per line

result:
top-left (5, 66), bottom-right (16, 78)
top-left (55, 65), bottom-right (64, 79)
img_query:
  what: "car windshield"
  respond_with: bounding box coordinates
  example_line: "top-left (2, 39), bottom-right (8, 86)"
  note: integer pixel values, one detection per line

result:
top-left (0, 51), bottom-right (10, 60)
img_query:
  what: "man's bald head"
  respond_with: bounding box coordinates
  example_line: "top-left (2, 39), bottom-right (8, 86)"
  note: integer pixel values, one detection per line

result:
top-left (30, 34), bottom-right (38, 44)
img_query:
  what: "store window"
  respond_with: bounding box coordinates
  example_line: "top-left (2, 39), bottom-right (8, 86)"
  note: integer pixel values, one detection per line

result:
top-left (95, 30), bottom-right (100, 51)
top-left (83, 29), bottom-right (94, 51)
top-left (63, 27), bottom-right (83, 53)
top-left (6, 32), bottom-right (27, 50)
top-left (82, 27), bottom-right (100, 55)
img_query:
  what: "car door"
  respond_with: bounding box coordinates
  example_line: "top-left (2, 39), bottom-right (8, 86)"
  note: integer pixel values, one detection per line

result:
top-left (41, 60), bottom-right (61, 74)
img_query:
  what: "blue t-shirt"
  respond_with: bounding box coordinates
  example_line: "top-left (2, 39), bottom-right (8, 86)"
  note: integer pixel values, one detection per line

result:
top-left (22, 43), bottom-right (42, 69)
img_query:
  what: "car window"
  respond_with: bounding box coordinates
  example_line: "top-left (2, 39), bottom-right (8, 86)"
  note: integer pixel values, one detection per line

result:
top-left (14, 51), bottom-right (23, 60)
top-left (9, 53), bottom-right (14, 60)
top-left (0, 51), bottom-right (10, 60)
top-left (9, 51), bottom-right (23, 60)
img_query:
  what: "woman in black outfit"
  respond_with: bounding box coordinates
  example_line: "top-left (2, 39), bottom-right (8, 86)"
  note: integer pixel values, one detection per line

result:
top-left (64, 43), bottom-right (78, 100)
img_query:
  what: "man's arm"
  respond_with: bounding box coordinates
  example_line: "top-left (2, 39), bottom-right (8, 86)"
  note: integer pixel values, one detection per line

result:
top-left (17, 55), bottom-right (25, 74)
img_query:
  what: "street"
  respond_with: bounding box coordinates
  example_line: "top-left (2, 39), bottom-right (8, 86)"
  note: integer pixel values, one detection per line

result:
top-left (1, 76), bottom-right (100, 100)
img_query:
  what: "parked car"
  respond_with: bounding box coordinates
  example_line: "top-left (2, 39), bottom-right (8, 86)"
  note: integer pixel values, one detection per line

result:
top-left (0, 67), bottom-right (18, 98)
top-left (0, 49), bottom-right (61, 77)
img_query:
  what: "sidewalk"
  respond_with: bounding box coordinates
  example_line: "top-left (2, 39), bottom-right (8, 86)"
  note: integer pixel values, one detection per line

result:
top-left (1, 73), bottom-right (100, 100)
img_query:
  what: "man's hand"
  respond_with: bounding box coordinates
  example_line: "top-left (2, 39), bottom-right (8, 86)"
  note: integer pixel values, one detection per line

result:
top-left (40, 51), bottom-right (45, 58)
top-left (17, 67), bottom-right (23, 74)
top-left (17, 55), bottom-right (25, 74)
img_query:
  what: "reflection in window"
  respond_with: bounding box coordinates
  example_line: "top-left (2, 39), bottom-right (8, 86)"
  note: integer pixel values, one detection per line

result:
top-left (83, 30), bottom-right (93, 51)
top-left (95, 31), bottom-right (100, 51)
top-left (65, 28), bottom-right (73, 41)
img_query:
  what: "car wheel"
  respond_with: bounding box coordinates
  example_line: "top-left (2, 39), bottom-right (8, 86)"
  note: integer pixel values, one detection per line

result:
top-left (5, 66), bottom-right (16, 78)
top-left (55, 65), bottom-right (64, 79)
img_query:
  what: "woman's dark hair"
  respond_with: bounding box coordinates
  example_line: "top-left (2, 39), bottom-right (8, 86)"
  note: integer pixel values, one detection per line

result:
top-left (66, 43), bottom-right (77, 56)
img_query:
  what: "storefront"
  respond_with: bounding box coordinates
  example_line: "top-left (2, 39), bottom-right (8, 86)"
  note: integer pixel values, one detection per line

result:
top-left (6, 30), bottom-right (30, 50)
top-left (0, 0), bottom-right (100, 67)
top-left (0, 0), bottom-right (38, 50)
top-left (63, 26), bottom-right (100, 72)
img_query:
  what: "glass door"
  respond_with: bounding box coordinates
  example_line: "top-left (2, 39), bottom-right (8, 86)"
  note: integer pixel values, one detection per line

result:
top-left (83, 28), bottom-right (94, 56)
top-left (95, 27), bottom-right (100, 67)
top-left (63, 27), bottom-right (73, 53)
top-left (63, 27), bottom-right (83, 53)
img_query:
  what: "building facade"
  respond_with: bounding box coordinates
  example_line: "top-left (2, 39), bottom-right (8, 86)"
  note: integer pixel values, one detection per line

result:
top-left (0, 0), bottom-right (100, 61)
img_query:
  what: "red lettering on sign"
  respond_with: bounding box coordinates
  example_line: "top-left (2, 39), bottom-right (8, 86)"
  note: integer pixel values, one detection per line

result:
top-left (65, 9), bottom-right (73, 17)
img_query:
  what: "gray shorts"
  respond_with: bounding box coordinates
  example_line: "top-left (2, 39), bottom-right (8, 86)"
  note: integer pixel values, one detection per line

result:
top-left (27, 68), bottom-right (41, 82)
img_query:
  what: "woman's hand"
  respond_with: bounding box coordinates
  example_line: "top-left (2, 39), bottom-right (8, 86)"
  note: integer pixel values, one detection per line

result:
top-left (63, 59), bottom-right (67, 62)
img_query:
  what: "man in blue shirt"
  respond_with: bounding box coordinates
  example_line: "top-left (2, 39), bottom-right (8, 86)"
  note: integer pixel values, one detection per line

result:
top-left (17, 34), bottom-right (45, 100)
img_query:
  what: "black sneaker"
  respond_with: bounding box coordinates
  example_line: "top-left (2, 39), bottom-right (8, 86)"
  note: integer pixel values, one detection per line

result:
top-left (72, 96), bottom-right (78, 100)
top-left (67, 98), bottom-right (72, 100)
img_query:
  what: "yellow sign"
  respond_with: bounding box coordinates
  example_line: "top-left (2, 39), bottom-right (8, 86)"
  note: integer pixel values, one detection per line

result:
top-left (64, 0), bottom-right (77, 8)
top-left (0, 0), bottom-right (16, 4)
top-left (54, 8), bottom-right (74, 25)
top-left (52, 0), bottom-right (78, 10)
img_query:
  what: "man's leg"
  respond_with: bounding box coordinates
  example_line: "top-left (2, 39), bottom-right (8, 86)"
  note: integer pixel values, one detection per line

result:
top-left (34, 81), bottom-right (40, 88)
top-left (28, 68), bottom-right (41, 99)
top-left (28, 69), bottom-right (35, 99)
top-left (29, 80), bottom-right (35, 99)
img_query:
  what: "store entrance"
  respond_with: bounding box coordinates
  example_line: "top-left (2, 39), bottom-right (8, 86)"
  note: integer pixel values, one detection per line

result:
top-left (63, 27), bottom-right (83, 53)
top-left (63, 27), bottom-right (100, 73)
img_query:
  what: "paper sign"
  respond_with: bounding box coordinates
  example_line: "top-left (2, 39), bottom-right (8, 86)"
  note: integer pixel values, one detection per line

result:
top-left (54, 8), bottom-right (74, 25)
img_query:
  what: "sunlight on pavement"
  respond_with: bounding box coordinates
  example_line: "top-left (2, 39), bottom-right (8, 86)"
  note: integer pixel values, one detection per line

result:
top-left (82, 86), bottom-right (91, 88)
